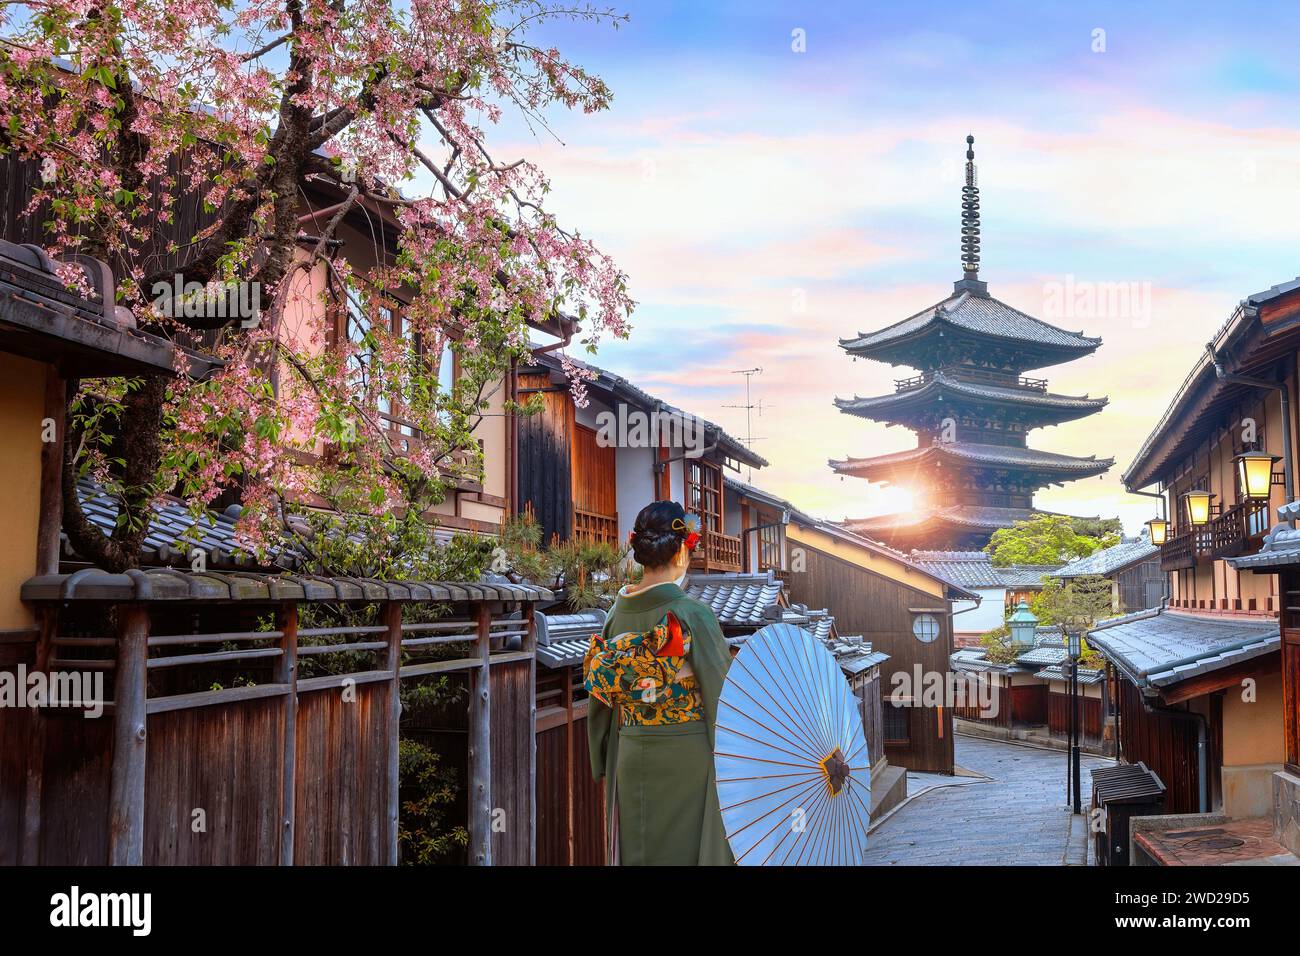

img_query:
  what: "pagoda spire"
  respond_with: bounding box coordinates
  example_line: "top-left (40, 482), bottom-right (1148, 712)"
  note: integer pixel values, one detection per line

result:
top-left (955, 134), bottom-right (987, 295)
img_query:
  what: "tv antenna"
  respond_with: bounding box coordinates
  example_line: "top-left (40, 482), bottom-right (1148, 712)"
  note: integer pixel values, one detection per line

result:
top-left (724, 367), bottom-right (769, 482)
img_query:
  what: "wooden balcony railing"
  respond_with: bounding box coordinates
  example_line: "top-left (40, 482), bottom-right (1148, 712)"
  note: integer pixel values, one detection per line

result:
top-left (690, 528), bottom-right (742, 573)
top-left (1208, 501), bottom-right (1270, 559)
top-left (893, 368), bottom-right (1049, 393)
top-left (573, 508), bottom-right (619, 548)
top-left (1160, 526), bottom-right (1209, 571)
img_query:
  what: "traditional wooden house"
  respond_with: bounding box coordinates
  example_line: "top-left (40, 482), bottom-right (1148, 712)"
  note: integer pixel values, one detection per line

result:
top-left (831, 137), bottom-right (1112, 551)
top-left (1053, 533), bottom-right (1164, 614)
top-left (949, 627), bottom-right (1101, 743)
top-left (910, 550), bottom-right (1061, 645)
top-left (514, 350), bottom-right (766, 566)
top-left (780, 515), bottom-right (979, 774)
top-left (1118, 275), bottom-right (1300, 851)
top-left (0, 152), bottom-right (567, 865)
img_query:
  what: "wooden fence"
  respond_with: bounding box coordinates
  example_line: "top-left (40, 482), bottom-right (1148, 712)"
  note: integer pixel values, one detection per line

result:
top-left (4, 569), bottom-right (550, 866)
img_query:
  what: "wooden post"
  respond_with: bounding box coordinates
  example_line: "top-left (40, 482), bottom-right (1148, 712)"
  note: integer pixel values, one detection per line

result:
top-left (563, 664), bottom-right (575, 867)
top-left (468, 602), bottom-right (493, 865)
top-left (522, 601), bottom-right (537, 866)
top-left (35, 369), bottom-right (65, 575)
top-left (275, 604), bottom-right (298, 866)
top-left (108, 605), bottom-right (149, 865)
top-left (19, 608), bottom-right (57, 864)
top-left (382, 600), bottom-right (403, 866)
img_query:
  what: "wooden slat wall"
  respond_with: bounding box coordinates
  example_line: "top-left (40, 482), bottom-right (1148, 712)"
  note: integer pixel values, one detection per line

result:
top-left (1009, 684), bottom-right (1048, 725)
top-left (1047, 691), bottom-right (1103, 740)
top-left (489, 660), bottom-right (532, 865)
top-left (784, 542), bottom-right (954, 773)
top-left (36, 713), bottom-right (113, 865)
top-left (0, 663), bottom-right (33, 865)
top-left (294, 682), bottom-right (391, 865)
top-left (535, 711), bottom-right (605, 866)
top-left (1116, 679), bottom-right (1204, 814)
top-left (954, 683), bottom-right (1010, 728)
top-left (572, 424), bottom-right (616, 518)
top-left (144, 697), bottom-right (283, 865)
top-left (861, 671), bottom-right (885, 770)
top-left (516, 372), bottom-right (574, 543)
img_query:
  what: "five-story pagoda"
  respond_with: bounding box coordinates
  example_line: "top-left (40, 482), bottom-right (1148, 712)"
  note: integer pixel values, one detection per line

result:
top-left (832, 136), bottom-right (1113, 550)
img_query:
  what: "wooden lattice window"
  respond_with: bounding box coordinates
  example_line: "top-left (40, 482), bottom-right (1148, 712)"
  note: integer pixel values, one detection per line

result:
top-left (686, 459), bottom-right (722, 533)
top-left (883, 698), bottom-right (911, 746)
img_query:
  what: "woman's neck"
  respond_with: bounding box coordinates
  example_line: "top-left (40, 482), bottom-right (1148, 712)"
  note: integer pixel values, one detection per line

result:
top-left (628, 565), bottom-right (683, 594)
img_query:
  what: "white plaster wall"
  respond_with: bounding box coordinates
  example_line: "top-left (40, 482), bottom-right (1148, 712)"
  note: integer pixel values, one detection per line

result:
top-left (952, 587), bottom-right (1007, 634)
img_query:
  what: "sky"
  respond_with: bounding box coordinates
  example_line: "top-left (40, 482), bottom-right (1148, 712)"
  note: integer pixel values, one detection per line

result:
top-left (489, 0), bottom-right (1300, 534)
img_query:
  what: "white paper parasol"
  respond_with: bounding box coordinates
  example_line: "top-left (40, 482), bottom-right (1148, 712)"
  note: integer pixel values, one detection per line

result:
top-left (714, 622), bottom-right (872, 865)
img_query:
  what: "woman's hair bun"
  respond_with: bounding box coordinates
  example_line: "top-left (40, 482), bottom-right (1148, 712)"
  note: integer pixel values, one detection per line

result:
top-left (629, 500), bottom-right (690, 569)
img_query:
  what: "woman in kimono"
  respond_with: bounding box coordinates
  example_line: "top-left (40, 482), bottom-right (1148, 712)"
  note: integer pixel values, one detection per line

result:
top-left (583, 500), bottom-right (734, 866)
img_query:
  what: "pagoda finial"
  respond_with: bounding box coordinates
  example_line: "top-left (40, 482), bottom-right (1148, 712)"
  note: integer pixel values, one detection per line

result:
top-left (955, 134), bottom-right (988, 295)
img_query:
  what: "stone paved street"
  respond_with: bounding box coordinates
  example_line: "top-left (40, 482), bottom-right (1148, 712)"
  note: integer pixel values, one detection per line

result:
top-left (863, 735), bottom-right (1114, 865)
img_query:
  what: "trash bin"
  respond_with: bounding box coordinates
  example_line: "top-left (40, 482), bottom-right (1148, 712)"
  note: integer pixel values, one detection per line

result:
top-left (1090, 762), bottom-right (1166, 866)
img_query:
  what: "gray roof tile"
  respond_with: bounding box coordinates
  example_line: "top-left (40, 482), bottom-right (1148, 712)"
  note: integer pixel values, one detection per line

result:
top-left (1036, 663), bottom-right (1105, 685)
top-left (1056, 535), bottom-right (1159, 578)
top-left (840, 290), bottom-right (1102, 354)
top-left (831, 441), bottom-right (1113, 477)
top-left (684, 570), bottom-right (785, 628)
top-left (836, 370), bottom-right (1107, 418)
top-left (1089, 609), bottom-right (1280, 689)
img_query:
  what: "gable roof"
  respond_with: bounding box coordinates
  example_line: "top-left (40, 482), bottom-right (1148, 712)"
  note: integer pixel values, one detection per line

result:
top-left (526, 349), bottom-right (767, 469)
top-left (790, 517), bottom-right (981, 602)
top-left (1055, 535), bottom-right (1159, 578)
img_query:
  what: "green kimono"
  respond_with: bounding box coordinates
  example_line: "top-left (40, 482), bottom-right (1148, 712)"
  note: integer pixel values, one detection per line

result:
top-left (585, 582), bottom-right (734, 866)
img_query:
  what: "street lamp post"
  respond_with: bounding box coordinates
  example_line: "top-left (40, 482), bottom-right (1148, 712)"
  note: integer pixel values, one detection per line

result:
top-left (1068, 630), bottom-right (1082, 815)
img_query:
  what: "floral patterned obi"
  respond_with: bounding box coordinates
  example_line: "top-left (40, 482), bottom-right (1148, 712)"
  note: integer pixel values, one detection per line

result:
top-left (583, 611), bottom-right (704, 726)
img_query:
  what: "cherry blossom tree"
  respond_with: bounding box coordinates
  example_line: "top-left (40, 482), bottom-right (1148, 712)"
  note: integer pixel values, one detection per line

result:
top-left (0, 0), bottom-right (632, 572)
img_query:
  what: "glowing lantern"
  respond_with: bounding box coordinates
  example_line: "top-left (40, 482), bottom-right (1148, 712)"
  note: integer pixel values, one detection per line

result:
top-left (1181, 488), bottom-right (1215, 527)
top-left (1234, 449), bottom-right (1280, 501)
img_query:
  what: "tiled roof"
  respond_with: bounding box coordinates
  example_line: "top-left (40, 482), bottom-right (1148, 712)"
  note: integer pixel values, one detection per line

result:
top-left (528, 349), bottom-right (767, 469)
top-left (534, 608), bottom-right (606, 669)
top-left (684, 570), bottom-right (785, 628)
top-left (845, 505), bottom-right (1049, 538)
top-left (840, 290), bottom-right (1102, 354)
top-left (819, 634), bottom-right (889, 676)
top-left (1056, 535), bottom-right (1159, 578)
top-left (68, 479), bottom-right (489, 571)
top-left (830, 441), bottom-right (1113, 479)
top-left (836, 371), bottom-right (1107, 421)
top-left (1228, 500), bottom-right (1300, 570)
top-left (995, 565), bottom-right (1061, 587)
top-left (1036, 663), bottom-right (1105, 685)
top-left (1089, 609), bottom-right (1280, 690)
top-left (0, 239), bottom-right (180, 376)
top-left (1016, 645), bottom-right (1070, 667)
top-left (800, 608), bottom-right (837, 642)
top-left (70, 478), bottom-right (287, 569)
top-left (910, 551), bottom-right (1004, 589)
top-left (950, 647), bottom-right (1016, 674)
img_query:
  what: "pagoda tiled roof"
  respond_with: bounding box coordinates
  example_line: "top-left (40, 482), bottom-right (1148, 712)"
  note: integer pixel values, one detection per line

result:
top-left (843, 505), bottom-right (1048, 536)
top-left (839, 289), bottom-right (1101, 357)
top-left (829, 441), bottom-right (1113, 480)
top-left (834, 371), bottom-right (1107, 424)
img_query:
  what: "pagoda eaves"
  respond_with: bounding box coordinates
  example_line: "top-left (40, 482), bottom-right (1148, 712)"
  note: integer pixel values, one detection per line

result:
top-left (839, 289), bottom-right (1101, 374)
top-left (834, 369), bottom-right (1107, 430)
top-left (831, 134), bottom-right (1112, 551)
